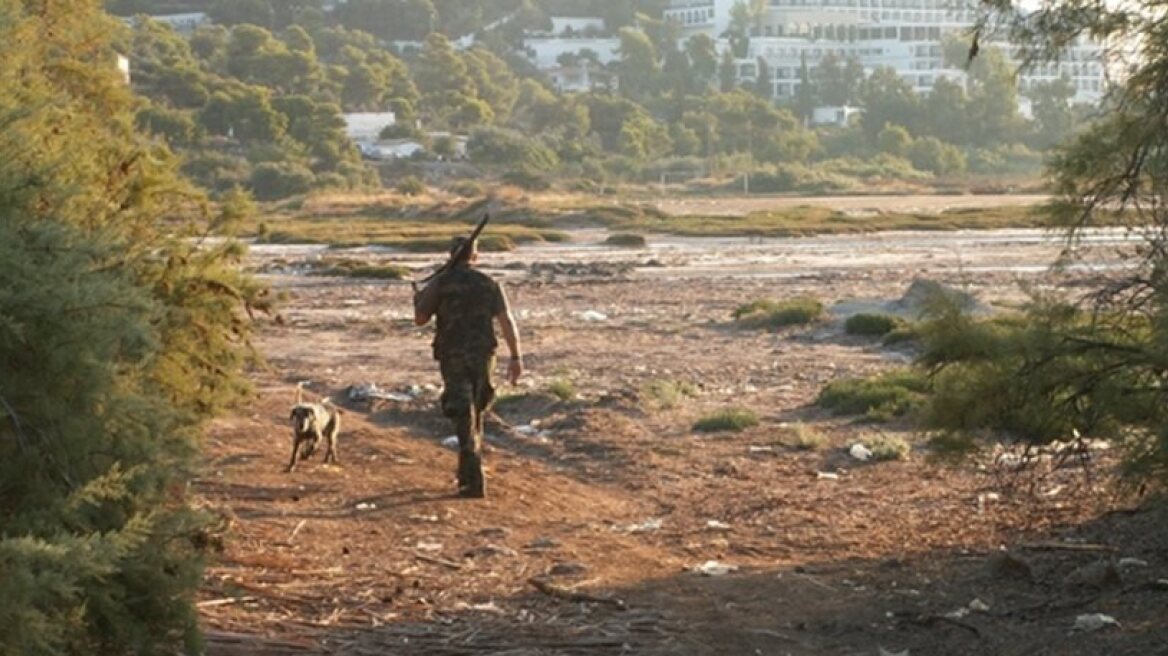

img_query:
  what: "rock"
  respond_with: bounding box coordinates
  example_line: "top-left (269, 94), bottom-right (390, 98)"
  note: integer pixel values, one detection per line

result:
top-left (441, 436), bottom-right (460, 450)
top-left (986, 551), bottom-right (1034, 583)
top-left (464, 544), bottom-right (517, 559)
top-left (477, 527), bottom-right (510, 539)
top-left (1064, 560), bottom-right (1122, 589)
top-left (1118, 557), bottom-right (1149, 569)
top-left (524, 537), bottom-right (560, 550)
top-left (547, 561), bottom-right (588, 577)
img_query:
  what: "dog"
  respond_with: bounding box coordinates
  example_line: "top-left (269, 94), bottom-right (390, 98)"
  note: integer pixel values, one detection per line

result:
top-left (287, 384), bottom-right (341, 472)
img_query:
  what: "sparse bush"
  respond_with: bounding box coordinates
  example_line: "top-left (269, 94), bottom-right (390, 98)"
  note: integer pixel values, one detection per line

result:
top-left (395, 175), bottom-right (427, 196)
top-left (642, 379), bottom-right (699, 409)
top-left (548, 378), bottom-right (577, 401)
top-left (502, 168), bottom-right (552, 191)
top-left (863, 433), bottom-right (912, 461)
top-left (312, 258), bottom-right (409, 279)
top-left (605, 232), bottom-right (647, 247)
top-left (817, 369), bottom-right (929, 420)
top-left (449, 180), bottom-right (484, 197)
top-left (734, 297), bottom-right (824, 329)
top-left (251, 161), bottom-right (315, 200)
top-left (694, 407), bottom-right (760, 432)
top-left (779, 422), bottom-right (826, 450)
top-left (882, 324), bottom-right (921, 346)
top-left (845, 313), bottom-right (904, 337)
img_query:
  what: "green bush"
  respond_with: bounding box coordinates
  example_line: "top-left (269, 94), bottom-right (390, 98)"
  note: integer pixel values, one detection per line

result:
top-left (251, 161), bottom-right (315, 200)
top-left (817, 369), bottom-right (929, 420)
top-left (694, 408), bottom-right (760, 432)
top-left (502, 168), bottom-right (552, 191)
top-left (734, 297), bottom-right (825, 329)
top-left (548, 378), bottom-right (577, 401)
top-left (863, 433), bottom-right (912, 461)
top-left (449, 179), bottom-right (484, 197)
top-left (845, 313), bottom-right (904, 336)
top-left (605, 232), bottom-right (647, 247)
top-left (395, 175), bottom-right (427, 196)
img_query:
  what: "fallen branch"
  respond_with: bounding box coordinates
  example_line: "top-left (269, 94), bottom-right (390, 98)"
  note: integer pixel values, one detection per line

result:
top-left (415, 552), bottom-right (465, 570)
top-left (1020, 541), bottom-right (1117, 553)
top-left (528, 577), bottom-right (627, 610)
top-left (197, 596), bottom-right (256, 608)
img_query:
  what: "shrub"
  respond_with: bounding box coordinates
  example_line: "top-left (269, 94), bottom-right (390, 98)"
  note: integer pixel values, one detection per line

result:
top-left (641, 379), bottom-right (699, 409)
top-left (395, 175), bottom-right (427, 196)
top-left (251, 161), bottom-right (315, 200)
top-left (502, 168), bottom-right (552, 191)
top-left (548, 378), bottom-right (577, 401)
top-left (694, 408), bottom-right (760, 432)
top-left (449, 179), bottom-right (484, 197)
top-left (779, 422), bottom-right (826, 450)
top-left (734, 297), bottom-right (824, 329)
top-left (605, 232), bottom-right (647, 247)
top-left (817, 369), bottom-right (929, 421)
top-left (845, 313), bottom-right (904, 336)
top-left (863, 433), bottom-right (912, 461)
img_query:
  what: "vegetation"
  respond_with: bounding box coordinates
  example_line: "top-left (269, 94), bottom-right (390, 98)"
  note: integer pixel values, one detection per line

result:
top-left (548, 377), bottom-right (577, 402)
top-left (605, 232), bottom-right (647, 247)
top-left (778, 422), bottom-right (826, 451)
top-left (310, 258), bottom-right (409, 279)
top-left (845, 313), bottom-right (905, 337)
top-left (641, 378), bottom-right (699, 410)
top-left (694, 407), bottom-right (760, 432)
top-left (0, 1), bottom-right (260, 653)
top-left (861, 433), bottom-right (913, 461)
top-left (817, 370), bottom-right (929, 421)
top-left (734, 297), bottom-right (825, 329)
top-left (104, 1), bottom-right (1101, 201)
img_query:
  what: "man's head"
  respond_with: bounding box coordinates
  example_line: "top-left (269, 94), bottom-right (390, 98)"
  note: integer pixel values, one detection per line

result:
top-left (449, 236), bottom-right (478, 267)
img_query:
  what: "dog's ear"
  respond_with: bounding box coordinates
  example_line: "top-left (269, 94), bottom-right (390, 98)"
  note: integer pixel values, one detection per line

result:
top-left (289, 407), bottom-right (298, 421)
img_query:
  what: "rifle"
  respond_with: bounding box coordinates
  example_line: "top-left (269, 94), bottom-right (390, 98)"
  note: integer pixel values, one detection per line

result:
top-left (412, 211), bottom-right (491, 292)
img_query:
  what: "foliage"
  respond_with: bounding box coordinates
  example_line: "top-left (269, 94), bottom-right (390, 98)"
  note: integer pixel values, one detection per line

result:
top-left (548, 377), bottom-right (577, 402)
top-left (605, 232), bottom-right (647, 247)
top-left (778, 422), bottom-right (826, 450)
top-left (733, 297), bottom-right (825, 329)
top-left (693, 407), bottom-right (760, 432)
top-left (395, 175), bottom-right (427, 196)
top-left (817, 370), bottom-right (929, 421)
top-left (862, 433), bottom-right (912, 461)
top-left (845, 313), bottom-right (905, 337)
top-left (0, 1), bottom-right (262, 652)
top-left (641, 379), bottom-right (699, 410)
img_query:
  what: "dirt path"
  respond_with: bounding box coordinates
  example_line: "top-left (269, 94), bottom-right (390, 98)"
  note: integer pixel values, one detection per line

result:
top-left (199, 229), bottom-right (1165, 655)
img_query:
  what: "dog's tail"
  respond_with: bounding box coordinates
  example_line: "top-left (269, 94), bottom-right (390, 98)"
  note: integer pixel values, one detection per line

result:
top-left (296, 381), bottom-right (306, 405)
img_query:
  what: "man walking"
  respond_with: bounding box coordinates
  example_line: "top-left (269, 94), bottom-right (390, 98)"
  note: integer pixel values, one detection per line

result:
top-left (414, 237), bottom-right (523, 498)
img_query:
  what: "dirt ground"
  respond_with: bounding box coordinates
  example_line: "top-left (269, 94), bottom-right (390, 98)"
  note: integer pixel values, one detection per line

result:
top-left (198, 222), bottom-right (1168, 655)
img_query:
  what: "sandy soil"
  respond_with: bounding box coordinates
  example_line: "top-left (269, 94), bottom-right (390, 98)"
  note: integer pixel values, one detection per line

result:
top-left (649, 194), bottom-right (1050, 217)
top-left (198, 225), bottom-right (1167, 655)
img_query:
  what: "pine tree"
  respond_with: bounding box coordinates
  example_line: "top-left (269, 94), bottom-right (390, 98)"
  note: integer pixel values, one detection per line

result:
top-left (0, 1), bottom-right (265, 653)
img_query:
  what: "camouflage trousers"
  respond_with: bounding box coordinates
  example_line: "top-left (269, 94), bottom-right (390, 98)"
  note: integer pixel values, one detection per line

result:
top-left (439, 352), bottom-right (496, 498)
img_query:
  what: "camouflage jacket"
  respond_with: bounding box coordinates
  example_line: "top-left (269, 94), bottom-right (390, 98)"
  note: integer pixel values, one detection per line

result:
top-left (431, 265), bottom-right (505, 360)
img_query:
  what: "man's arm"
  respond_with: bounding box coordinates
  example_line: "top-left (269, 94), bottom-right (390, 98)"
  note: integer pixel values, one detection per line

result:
top-left (495, 285), bottom-right (523, 384)
top-left (413, 281), bottom-right (440, 326)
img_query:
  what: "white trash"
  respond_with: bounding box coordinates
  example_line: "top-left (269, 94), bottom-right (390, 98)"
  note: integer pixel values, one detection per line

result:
top-left (619, 518), bottom-right (663, 533)
top-left (694, 560), bottom-right (738, 576)
top-left (705, 520), bottom-right (732, 531)
top-left (816, 471), bottom-right (840, 480)
top-left (1074, 613), bottom-right (1120, 632)
top-left (441, 436), bottom-right (460, 450)
top-left (849, 443), bottom-right (873, 461)
top-left (578, 310), bottom-right (609, 322)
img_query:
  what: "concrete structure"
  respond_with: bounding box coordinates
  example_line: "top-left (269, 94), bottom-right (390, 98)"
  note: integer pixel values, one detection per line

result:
top-left (523, 36), bottom-right (622, 70)
top-left (342, 112), bottom-right (397, 143)
top-left (547, 63), bottom-right (619, 93)
top-left (549, 17), bottom-right (607, 35)
top-left (811, 104), bottom-right (862, 126)
top-left (656, 0), bottom-right (1108, 105)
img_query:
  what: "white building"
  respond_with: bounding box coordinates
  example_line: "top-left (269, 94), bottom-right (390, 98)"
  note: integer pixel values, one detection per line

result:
top-left (523, 35), bottom-right (622, 70)
top-left (342, 112), bottom-right (397, 143)
top-left (660, 0), bottom-right (1105, 104)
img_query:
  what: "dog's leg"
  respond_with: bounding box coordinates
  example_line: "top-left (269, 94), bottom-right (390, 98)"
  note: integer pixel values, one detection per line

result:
top-left (286, 435), bottom-right (301, 472)
top-left (322, 412), bottom-right (340, 464)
